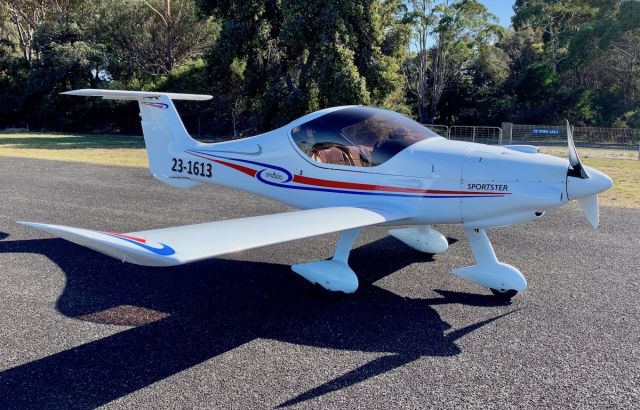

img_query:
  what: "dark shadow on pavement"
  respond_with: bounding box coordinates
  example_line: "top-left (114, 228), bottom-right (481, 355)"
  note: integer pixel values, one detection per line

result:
top-left (0, 235), bottom-right (516, 409)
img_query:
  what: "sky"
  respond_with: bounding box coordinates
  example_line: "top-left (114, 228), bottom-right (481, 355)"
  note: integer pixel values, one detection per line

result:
top-left (479, 0), bottom-right (516, 28)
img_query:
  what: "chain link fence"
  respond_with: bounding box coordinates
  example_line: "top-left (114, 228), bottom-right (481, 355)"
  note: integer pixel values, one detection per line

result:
top-left (422, 124), bottom-right (503, 144)
top-left (423, 122), bottom-right (640, 160)
top-left (504, 123), bottom-right (640, 160)
top-left (502, 124), bottom-right (640, 149)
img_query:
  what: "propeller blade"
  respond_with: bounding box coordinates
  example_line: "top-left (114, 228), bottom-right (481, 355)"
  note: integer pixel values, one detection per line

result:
top-left (577, 194), bottom-right (600, 229)
top-left (566, 120), bottom-right (589, 179)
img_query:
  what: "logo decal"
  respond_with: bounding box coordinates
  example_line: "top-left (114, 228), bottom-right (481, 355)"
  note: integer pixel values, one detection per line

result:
top-left (257, 168), bottom-right (293, 184)
top-left (101, 232), bottom-right (176, 256)
top-left (142, 102), bottom-right (169, 110)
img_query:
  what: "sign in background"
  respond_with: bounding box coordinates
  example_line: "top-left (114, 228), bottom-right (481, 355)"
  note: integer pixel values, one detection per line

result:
top-left (532, 128), bottom-right (561, 135)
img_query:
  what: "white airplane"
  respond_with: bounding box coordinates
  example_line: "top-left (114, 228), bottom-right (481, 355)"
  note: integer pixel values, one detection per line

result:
top-left (20, 89), bottom-right (613, 299)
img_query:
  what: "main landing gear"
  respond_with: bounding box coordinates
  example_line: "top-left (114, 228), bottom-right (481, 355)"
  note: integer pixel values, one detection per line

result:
top-left (291, 225), bottom-right (526, 299)
top-left (292, 228), bottom-right (361, 293)
top-left (453, 227), bottom-right (527, 299)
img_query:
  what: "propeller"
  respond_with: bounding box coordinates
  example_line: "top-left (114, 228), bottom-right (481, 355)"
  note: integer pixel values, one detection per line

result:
top-left (566, 120), bottom-right (589, 179)
top-left (577, 195), bottom-right (599, 229)
top-left (565, 121), bottom-right (612, 229)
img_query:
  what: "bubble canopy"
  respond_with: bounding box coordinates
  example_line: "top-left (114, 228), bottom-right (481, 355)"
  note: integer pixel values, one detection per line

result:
top-left (291, 106), bottom-right (439, 167)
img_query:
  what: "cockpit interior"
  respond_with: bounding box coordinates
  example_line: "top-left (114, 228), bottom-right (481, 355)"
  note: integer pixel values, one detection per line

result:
top-left (291, 106), bottom-right (439, 167)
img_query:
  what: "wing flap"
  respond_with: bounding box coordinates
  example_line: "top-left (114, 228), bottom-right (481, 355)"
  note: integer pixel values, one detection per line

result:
top-left (19, 207), bottom-right (394, 267)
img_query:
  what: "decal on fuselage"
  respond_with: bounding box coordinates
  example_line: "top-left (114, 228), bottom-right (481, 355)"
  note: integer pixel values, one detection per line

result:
top-left (171, 157), bottom-right (213, 178)
top-left (185, 149), bottom-right (511, 199)
top-left (466, 183), bottom-right (509, 192)
top-left (257, 168), bottom-right (293, 184)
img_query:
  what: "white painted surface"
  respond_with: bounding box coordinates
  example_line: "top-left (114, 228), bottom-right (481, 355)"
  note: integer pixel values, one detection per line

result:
top-left (20, 89), bottom-right (617, 297)
top-left (20, 208), bottom-right (390, 267)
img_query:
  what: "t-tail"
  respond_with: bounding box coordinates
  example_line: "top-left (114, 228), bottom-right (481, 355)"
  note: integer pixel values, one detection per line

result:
top-left (62, 89), bottom-right (212, 189)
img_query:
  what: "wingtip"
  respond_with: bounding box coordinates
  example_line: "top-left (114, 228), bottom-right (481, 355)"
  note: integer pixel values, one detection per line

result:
top-left (60, 89), bottom-right (84, 94)
top-left (17, 221), bottom-right (49, 230)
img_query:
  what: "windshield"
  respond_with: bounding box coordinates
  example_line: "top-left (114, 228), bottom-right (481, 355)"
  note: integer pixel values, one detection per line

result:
top-left (291, 106), bottom-right (438, 167)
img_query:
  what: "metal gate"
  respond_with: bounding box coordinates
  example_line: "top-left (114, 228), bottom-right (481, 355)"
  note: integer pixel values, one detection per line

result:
top-left (449, 126), bottom-right (503, 145)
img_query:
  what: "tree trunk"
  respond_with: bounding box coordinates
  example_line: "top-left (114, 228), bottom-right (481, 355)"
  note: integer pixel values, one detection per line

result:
top-left (418, 102), bottom-right (429, 124)
top-left (165, 0), bottom-right (173, 72)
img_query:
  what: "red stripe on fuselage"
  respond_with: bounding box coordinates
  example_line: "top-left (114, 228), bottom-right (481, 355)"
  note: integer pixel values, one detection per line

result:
top-left (188, 152), bottom-right (507, 196)
top-left (189, 152), bottom-right (257, 177)
top-left (292, 174), bottom-right (503, 195)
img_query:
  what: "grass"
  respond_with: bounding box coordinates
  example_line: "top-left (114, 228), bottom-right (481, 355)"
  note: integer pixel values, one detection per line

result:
top-left (0, 131), bottom-right (638, 208)
top-left (539, 145), bottom-right (639, 160)
top-left (579, 157), bottom-right (640, 208)
top-left (538, 146), bottom-right (640, 208)
top-left (0, 132), bottom-right (148, 167)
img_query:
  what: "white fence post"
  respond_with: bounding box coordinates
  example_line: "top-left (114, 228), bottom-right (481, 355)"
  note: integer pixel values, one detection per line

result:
top-left (501, 122), bottom-right (512, 145)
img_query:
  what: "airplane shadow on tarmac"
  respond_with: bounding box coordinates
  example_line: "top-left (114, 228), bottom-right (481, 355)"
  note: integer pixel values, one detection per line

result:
top-left (0, 235), bottom-right (516, 409)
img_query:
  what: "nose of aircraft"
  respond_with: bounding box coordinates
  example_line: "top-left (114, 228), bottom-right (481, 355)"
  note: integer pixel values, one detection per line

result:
top-left (566, 165), bottom-right (613, 200)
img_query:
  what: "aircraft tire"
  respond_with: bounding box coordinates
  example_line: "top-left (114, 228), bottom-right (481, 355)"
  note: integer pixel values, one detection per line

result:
top-left (490, 288), bottom-right (518, 300)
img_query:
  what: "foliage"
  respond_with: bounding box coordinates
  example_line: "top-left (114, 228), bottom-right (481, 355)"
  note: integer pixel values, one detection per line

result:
top-left (0, 0), bottom-right (217, 133)
top-left (0, 0), bottom-right (639, 135)
top-left (404, 0), bottom-right (502, 123)
top-left (196, 0), bottom-right (411, 131)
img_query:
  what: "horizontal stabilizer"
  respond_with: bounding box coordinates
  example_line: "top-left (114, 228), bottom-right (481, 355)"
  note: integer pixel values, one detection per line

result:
top-left (19, 207), bottom-right (394, 267)
top-left (61, 89), bottom-right (212, 101)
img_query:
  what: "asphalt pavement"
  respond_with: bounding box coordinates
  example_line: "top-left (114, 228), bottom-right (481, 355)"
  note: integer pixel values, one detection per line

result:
top-left (0, 156), bottom-right (638, 409)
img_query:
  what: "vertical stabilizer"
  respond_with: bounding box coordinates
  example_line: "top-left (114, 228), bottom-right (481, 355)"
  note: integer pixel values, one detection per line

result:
top-left (62, 89), bottom-right (213, 188)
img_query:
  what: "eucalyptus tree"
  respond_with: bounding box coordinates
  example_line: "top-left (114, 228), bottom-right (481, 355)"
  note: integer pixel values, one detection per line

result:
top-left (100, 0), bottom-right (217, 77)
top-left (404, 0), bottom-right (501, 123)
top-left (0, 0), bottom-right (52, 64)
top-left (197, 0), bottom-right (410, 131)
top-left (513, 0), bottom-right (596, 75)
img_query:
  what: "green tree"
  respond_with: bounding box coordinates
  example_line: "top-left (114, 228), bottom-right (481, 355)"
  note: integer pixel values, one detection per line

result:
top-left (513, 0), bottom-right (596, 75)
top-left (99, 0), bottom-right (217, 77)
top-left (198, 0), bottom-right (410, 132)
top-left (404, 0), bottom-right (501, 123)
top-left (567, 0), bottom-right (640, 66)
top-left (0, 0), bottom-right (218, 132)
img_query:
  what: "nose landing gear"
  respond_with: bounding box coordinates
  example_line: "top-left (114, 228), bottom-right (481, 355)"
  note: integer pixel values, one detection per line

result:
top-left (490, 288), bottom-right (519, 300)
top-left (453, 227), bottom-right (526, 299)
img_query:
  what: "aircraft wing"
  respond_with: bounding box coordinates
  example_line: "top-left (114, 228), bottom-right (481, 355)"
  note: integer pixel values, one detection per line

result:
top-left (19, 207), bottom-right (397, 267)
